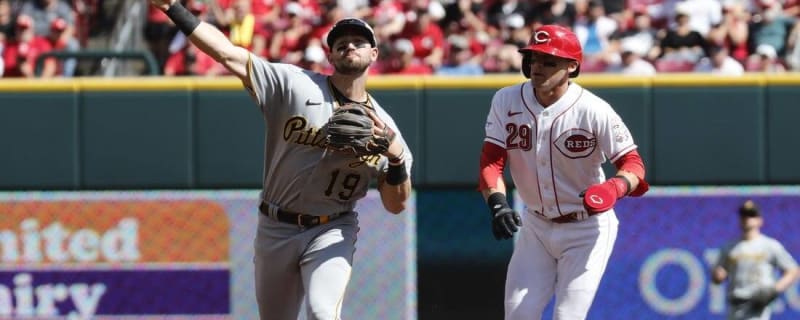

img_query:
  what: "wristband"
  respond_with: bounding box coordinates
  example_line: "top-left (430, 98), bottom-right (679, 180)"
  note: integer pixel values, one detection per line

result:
top-left (388, 148), bottom-right (405, 165)
top-left (386, 161), bottom-right (408, 185)
top-left (165, 2), bottom-right (201, 35)
top-left (611, 175), bottom-right (631, 197)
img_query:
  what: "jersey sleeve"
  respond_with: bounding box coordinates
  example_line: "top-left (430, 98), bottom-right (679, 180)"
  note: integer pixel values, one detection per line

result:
top-left (246, 54), bottom-right (306, 112)
top-left (714, 244), bottom-right (733, 270)
top-left (593, 103), bottom-right (637, 163)
top-left (484, 91), bottom-right (507, 148)
top-left (770, 240), bottom-right (799, 271)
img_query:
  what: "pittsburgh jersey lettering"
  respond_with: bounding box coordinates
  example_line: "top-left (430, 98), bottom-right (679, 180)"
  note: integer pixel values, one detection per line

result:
top-left (283, 116), bottom-right (327, 148)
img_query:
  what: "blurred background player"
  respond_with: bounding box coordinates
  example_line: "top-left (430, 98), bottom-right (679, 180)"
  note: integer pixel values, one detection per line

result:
top-left (712, 200), bottom-right (799, 320)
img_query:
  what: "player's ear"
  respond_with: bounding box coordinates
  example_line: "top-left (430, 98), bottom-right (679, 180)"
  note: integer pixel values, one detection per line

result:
top-left (370, 47), bottom-right (379, 61)
top-left (568, 60), bottom-right (579, 74)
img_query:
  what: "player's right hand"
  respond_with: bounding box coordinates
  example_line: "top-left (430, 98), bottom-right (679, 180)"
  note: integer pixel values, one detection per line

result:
top-left (491, 207), bottom-right (521, 240)
top-left (150, 0), bottom-right (176, 12)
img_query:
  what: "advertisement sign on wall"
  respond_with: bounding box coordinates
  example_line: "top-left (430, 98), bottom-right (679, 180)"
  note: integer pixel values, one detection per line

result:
top-left (0, 191), bottom-right (416, 320)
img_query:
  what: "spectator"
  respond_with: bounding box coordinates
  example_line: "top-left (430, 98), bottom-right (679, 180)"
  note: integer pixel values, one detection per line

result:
top-left (0, 0), bottom-right (12, 42)
top-left (225, 0), bottom-right (265, 54)
top-left (607, 49), bottom-right (658, 74)
top-left (0, 42), bottom-right (4, 77)
top-left (745, 43), bottom-right (787, 71)
top-left (371, 0), bottom-right (407, 40)
top-left (486, 0), bottom-right (532, 29)
top-left (706, 3), bottom-right (750, 62)
top-left (144, 1), bottom-right (178, 71)
top-left (574, 0), bottom-right (619, 69)
top-left (441, 0), bottom-right (488, 33)
top-left (749, 2), bottom-right (795, 57)
top-left (384, 38), bottom-right (433, 74)
top-left (46, 18), bottom-right (79, 76)
top-left (397, 7), bottom-right (445, 69)
top-left (299, 42), bottom-right (331, 74)
top-left (164, 34), bottom-right (225, 76)
top-left (20, 0), bottom-right (75, 38)
top-left (268, 1), bottom-right (312, 64)
top-left (20, 0), bottom-right (78, 75)
top-left (625, 0), bottom-right (680, 29)
top-left (503, 13), bottom-right (531, 48)
top-left (530, 0), bottom-right (578, 27)
top-left (675, 0), bottom-right (723, 36)
top-left (654, 11), bottom-right (707, 62)
top-left (436, 34), bottom-right (484, 75)
top-left (611, 11), bottom-right (659, 59)
top-left (310, 2), bottom-right (344, 45)
top-left (786, 22), bottom-right (800, 70)
top-left (694, 44), bottom-right (745, 74)
top-left (163, 3), bottom-right (226, 76)
top-left (2, 15), bottom-right (56, 78)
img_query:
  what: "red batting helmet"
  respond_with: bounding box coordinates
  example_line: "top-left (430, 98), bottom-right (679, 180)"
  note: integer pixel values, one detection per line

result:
top-left (518, 25), bottom-right (583, 78)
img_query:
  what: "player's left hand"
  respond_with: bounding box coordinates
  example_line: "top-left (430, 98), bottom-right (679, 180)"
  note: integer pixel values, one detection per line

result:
top-left (580, 177), bottom-right (628, 214)
top-left (491, 206), bottom-right (521, 240)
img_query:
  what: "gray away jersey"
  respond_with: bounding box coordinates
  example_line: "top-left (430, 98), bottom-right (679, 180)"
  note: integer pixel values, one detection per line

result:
top-left (715, 234), bottom-right (798, 299)
top-left (245, 54), bottom-right (412, 215)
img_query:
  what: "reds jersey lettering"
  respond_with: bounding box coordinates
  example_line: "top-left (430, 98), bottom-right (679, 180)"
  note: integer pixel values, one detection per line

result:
top-left (555, 129), bottom-right (597, 158)
top-left (484, 82), bottom-right (637, 219)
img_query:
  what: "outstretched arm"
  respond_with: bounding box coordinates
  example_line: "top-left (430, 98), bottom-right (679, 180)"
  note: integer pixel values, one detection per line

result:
top-left (151, 0), bottom-right (250, 86)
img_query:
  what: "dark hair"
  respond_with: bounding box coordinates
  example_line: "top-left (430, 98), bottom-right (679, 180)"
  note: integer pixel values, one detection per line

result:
top-left (738, 200), bottom-right (761, 217)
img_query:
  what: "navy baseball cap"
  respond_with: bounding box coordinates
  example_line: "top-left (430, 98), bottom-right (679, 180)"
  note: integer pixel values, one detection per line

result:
top-left (738, 200), bottom-right (761, 217)
top-left (326, 18), bottom-right (377, 49)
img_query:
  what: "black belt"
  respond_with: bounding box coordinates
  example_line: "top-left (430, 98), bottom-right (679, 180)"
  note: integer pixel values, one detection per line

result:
top-left (259, 202), bottom-right (349, 227)
top-left (550, 211), bottom-right (598, 224)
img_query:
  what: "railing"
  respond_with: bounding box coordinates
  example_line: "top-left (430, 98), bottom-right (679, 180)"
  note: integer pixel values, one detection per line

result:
top-left (34, 50), bottom-right (160, 77)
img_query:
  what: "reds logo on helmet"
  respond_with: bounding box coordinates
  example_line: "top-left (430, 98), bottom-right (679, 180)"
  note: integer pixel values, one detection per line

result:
top-left (533, 31), bottom-right (551, 45)
top-left (518, 25), bottom-right (583, 63)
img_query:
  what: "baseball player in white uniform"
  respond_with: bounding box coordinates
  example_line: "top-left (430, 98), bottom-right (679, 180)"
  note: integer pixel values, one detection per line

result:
top-left (712, 200), bottom-right (799, 320)
top-left (478, 25), bottom-right (650, 320)
top-left (148, 1), bottom-right (413, 319)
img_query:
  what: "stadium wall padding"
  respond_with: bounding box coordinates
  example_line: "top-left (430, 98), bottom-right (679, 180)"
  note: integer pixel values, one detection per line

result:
top-left (2, 75), bottom-right (798, 190)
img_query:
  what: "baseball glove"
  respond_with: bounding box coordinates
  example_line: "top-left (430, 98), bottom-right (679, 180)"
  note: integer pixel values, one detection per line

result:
top-left (323, 102), bottom-right (395, 157)
top-left (751, 286), bottom-right (779, 309)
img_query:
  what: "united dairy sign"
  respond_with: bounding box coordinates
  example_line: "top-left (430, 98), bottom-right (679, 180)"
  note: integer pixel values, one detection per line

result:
top-left (0, 200), bottom-right (230, 318)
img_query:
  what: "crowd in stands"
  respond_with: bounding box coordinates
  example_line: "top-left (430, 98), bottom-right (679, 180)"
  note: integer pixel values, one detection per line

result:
top-left (2, 0), bottom-right (800, 77)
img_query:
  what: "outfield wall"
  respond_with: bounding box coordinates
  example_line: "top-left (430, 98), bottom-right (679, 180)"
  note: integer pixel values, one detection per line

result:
top-left (2, 74), bottom-right (800, 190)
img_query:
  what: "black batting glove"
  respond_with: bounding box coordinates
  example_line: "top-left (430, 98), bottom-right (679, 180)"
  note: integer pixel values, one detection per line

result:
top-left (487, 192), bottom-right (522, 240)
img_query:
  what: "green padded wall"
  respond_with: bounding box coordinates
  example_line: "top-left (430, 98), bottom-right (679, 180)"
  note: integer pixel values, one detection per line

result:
top-left (81, 91), bottom-right (193, 189)
top-left (652, 85), bottom-right (765, 184)
top-left (194, 89), bottom-right (264, 188)
top-left (1, 75), bottom-right (799, 190)
top-left (0, 92), bottom-right (78, 189)
top-left (767, 85), bottom-right (800, 183)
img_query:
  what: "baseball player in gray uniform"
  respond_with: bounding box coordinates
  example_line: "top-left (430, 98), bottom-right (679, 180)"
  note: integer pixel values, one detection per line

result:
top-left (712, 200), bottom-right (799, 320)
top-left (149, 1), bottom-right (413, 319)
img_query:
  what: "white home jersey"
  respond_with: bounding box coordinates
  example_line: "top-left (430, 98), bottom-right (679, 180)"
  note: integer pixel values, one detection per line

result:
top-left (484, 81), bottom-right (636, 219)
